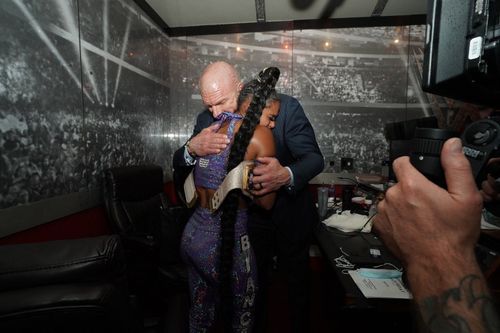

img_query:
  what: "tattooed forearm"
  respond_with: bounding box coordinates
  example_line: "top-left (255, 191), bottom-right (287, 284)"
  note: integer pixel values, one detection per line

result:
top-left (418, 275), bottom-right (499, 333)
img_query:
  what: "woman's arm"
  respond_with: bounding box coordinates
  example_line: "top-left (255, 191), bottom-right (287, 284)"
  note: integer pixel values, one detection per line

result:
top-left (246, 125), bottom-right (276, 210)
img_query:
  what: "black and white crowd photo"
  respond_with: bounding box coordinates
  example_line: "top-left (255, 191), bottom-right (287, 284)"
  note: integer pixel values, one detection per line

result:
top-left (1, 0), bottom-right (440, 210)
top-left (2, 1), bottom-right (500, 333)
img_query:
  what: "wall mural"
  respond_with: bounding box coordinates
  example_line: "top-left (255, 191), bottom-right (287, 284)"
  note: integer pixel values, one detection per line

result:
top-left (170, 26), bottom-right (430, 176)
top-left (0, 0), bottom-right (170, 210)
top-left (1, 1), bottom-right (440, 213)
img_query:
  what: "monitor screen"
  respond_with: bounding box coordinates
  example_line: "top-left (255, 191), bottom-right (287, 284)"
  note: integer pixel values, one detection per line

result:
top-left (422, 0), bottom-right (500, 107)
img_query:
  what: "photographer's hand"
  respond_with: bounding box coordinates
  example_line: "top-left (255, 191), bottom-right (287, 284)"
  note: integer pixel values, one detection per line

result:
top-left (374, 138), bottom-right (499, 333)
top-left (374, 138), bottom-right (483, 291)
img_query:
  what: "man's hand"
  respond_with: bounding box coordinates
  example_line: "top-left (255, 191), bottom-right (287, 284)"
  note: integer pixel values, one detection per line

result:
top-left (250, 157), bottom-right (290, 196)
top-left (373, 138), bottom-right (483, 270)
top-left (188, 123), bottom-right (230, 157)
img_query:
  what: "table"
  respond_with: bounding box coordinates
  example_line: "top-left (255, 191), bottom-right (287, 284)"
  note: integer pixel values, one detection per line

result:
top-left (314, 222), bottom-right (410, 309)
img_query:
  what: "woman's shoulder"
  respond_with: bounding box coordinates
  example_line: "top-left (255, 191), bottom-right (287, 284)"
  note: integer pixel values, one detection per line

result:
top-left (245, 125), bottom-right (275, 159)
top-left (252, 124), bottom-right (273, 139)
top-left (252, 125), bottom-right (275, 149)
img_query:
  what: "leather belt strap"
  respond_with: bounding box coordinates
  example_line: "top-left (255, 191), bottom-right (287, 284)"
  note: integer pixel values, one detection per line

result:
top-left (210, 161), bottom-right (254, 212)
top-left (183, 161), bottom-right (255, 211)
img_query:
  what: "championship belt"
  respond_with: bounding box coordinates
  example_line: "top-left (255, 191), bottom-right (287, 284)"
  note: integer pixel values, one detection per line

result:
top-left (182, 160), bottom-right (255, 211)
top-left (183, 169), bottom-right (198, 208)
top-left (210, 161), bottom-right (254, 212)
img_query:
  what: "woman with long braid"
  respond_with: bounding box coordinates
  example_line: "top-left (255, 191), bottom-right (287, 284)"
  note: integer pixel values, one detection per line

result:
top-left (180, 67), bottom-right (280, 332)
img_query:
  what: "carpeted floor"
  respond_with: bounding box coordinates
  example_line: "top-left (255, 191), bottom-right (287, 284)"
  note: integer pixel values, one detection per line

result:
top-left (144, 254), bottom-right (414, 332)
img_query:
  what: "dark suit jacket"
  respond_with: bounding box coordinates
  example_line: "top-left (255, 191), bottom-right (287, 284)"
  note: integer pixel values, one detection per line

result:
top-left (173, 94), bottom-right (324, 241)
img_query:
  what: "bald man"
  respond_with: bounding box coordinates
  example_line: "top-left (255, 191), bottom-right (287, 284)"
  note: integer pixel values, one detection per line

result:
top-left (176, 62), bottom-right (242, 158)
top-left (173, 61), bottom-right (324, 333)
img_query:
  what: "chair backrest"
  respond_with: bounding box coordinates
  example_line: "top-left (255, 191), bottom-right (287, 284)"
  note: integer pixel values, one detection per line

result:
top-left (103, 165), bottom-right (168, 237)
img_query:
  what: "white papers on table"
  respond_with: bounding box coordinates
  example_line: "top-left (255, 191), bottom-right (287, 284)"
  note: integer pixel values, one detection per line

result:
top-left (348, 270), bottom-right (412, 299)
top-left (322, 211), bottom-right (372, 233)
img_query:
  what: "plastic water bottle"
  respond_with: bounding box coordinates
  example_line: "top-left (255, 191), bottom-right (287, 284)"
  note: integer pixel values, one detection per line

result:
top-left (328, 183), bottom-right (336, 201)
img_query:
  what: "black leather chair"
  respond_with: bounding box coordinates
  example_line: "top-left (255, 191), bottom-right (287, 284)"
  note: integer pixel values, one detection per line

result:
top-left (103, 165), bottom-right (189, 332)
top-left (0, 235), bottom-right (139, 332)
top-left (103, 165), bottom-right (166, 299)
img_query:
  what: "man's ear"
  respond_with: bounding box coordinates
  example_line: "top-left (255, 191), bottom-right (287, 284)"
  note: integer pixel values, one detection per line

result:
top-left (237, 81), bottom-right (243, 92)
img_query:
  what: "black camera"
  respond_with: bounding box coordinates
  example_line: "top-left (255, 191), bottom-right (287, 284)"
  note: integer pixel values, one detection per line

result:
top-left (409, 127), bottom-right (458, 188)
top-left (462, 118), bottom-right (500, 180)
top-left (422, 0), bottom-right (500, 107)
top-left (410, 116), bottom-right (500, 215)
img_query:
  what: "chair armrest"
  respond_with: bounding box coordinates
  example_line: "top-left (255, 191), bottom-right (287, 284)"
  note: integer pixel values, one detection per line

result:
top-left (0, 235), bottom-right (125, 292)
top-left (121, 234), bottom-right (157, 252)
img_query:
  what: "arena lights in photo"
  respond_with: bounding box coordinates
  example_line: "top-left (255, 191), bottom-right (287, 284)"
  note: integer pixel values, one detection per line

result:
top-left (1, 0), bottom-right (441, 211)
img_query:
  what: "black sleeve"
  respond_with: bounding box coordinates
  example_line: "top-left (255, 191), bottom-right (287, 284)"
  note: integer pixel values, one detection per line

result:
top-left (283, 97), bottom-right (324, 193)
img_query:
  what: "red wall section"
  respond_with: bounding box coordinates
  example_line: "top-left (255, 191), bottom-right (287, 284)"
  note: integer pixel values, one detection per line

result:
top-left (164, 181), bottom-right (180, 205)
top-left (0, 205), bottom-right (112, 245)
top-left (0, 182), bottom-right (180, 246)
top-left (0, 182), bottom-right (329, 246)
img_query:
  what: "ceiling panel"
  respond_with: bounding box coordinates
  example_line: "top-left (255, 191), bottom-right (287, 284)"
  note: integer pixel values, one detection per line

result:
top-left (383, 0), bottom-right (427, 17)
top-left (266, 0), bottom-right (332, 22)
top-left (325, 0), bottom-right (381, 18)
top-left (142, 0), bottom-right (427, 32)
top-left (146, 0), bottom-right (257, 28)
top-left (267, 0), bottom-right (426, 22)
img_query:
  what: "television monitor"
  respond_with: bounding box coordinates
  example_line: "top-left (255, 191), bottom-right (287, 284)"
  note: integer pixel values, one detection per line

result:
top-left (422, 0), bottom-right (500, 107)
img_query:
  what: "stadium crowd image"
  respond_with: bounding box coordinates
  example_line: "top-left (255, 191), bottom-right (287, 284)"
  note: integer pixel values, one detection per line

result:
top-left (2, 1), bottom-right (498, 332)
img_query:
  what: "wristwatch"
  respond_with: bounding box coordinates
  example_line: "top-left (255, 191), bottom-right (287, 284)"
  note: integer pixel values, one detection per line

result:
top-left (186, 139), bottom-right (196, 157)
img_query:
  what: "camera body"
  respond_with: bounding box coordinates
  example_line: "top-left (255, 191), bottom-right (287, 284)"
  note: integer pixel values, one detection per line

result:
top-left (410, 116), bottom-right (500, 215)
top-left (462, 118), bottom-right (500, 181)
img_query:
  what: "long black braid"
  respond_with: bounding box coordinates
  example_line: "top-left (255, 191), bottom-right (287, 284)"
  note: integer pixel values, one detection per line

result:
top-left (219, 67), bottom-right (280, 330)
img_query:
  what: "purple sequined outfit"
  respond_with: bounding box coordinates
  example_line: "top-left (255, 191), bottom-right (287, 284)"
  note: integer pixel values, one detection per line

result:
top-left (181, 113), bottom-right (258, 332)
top-left (193, 112), bottom-right (239, 190)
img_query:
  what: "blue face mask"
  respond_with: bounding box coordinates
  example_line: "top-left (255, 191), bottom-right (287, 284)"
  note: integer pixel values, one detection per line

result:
top-left (358, 268), bottom-right (403, 279)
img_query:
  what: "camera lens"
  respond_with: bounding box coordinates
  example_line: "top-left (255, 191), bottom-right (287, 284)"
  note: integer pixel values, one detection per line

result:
top-left (410, 128), bottom-right (458, 187)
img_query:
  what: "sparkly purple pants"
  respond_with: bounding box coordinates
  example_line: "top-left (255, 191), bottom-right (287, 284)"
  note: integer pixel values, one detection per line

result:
top-left (180, 207), bottom-right (257, 333)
